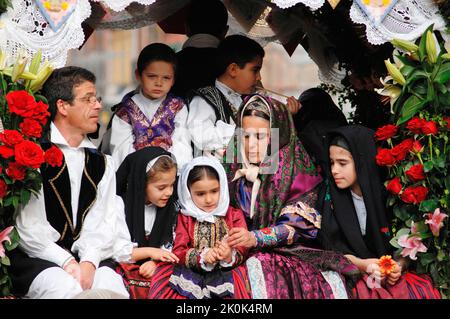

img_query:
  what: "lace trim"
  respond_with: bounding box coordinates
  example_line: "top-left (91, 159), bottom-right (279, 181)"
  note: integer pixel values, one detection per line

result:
top-left (272, 0), bottom-right (325, 10)
top-left (350, 0), bottom-right (447, 45)
top-left (93, 0), bottom-right (157, 12)
top-left (169, 273), bottom-right (234, 299)
top-left (246, 256), bottom-right (268, 299)
top-left (321, 271), bottom-right (348, 299)
top-left (0, 0), bottom-right (91, 68)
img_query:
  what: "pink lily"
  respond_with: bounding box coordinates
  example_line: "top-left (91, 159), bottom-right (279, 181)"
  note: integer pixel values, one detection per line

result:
top-left (398, 234), bottom-right (427, 260)
top-left (0, 226), bottom-right (14, 258)
top-left (425, 208), bottom-right (448, 237)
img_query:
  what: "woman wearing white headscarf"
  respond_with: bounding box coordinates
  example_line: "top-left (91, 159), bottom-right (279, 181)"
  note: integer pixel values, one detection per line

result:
top-left (148, 156), bottom-right (251, 299)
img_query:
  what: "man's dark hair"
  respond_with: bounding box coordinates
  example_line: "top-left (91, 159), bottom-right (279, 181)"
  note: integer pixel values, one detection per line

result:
top-left (136, 43), bottom-right (177, 75)
top-left (216, 35), bottom-right (265, 77)
top-left (42, 66), bottom-right (96, 121)
top-left (186, 0), bottom-right (228, 38)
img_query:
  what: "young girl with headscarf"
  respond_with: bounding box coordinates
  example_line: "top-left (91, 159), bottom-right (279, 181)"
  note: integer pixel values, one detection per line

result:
top-left (148, 156), bottom-right (251, 299)
top-left (113, 147), bottom-right (180, 298)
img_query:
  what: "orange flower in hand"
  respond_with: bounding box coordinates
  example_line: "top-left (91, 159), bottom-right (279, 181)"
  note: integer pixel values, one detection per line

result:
top-left (378, 255), bottom-right (396, 275)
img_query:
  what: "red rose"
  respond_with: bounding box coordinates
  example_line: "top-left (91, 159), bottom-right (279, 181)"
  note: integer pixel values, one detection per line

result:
top-left (14, 141), bottom-right (45, 168)
top-left (375, 124), bottom-right (398, 141)
top-left (391, 139), bottom-right (413, 162)
top-left (32, 100), bottom-right (50, 125)
top-left (0, 179), bottom-right (7, 199)
top-left (0, 146), bottom-right (14, 159)
top-left (376, 148), bottom-right (396, 166)
top-left (401, 186), bottom-right (428, 204)
top-left (6, 90), bottom-right (37, 118)
top-left (386, 177), bottom-right (403, 195)
top-left (412, 140), bottom-right (423, 153)
top-left (44, 145), bottom-right (64, 167)
top-left (421, 120), bottom-right (438, 135)
top-left (405, 164), bottom-right (425, 182)
top-left (20, 119), bottom-right (43, 138)
top-left (0, 130), bottom-right (24, 146)
top-left (6, 162), bottom-right (26, 181)
top-left (406, 117), bottom-right (425, 134)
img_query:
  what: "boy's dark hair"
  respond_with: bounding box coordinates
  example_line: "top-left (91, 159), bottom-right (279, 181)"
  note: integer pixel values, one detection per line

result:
top-left (42, 66), bottom-right (96, 121)
top-left (186, 0), bottom-right (228, 38)
top-left (216, 35), bottom-right (265, 77)
top-left (187, 165), bottom-right (219, 190)
top-left (136, 43), bottom-right (177, 75)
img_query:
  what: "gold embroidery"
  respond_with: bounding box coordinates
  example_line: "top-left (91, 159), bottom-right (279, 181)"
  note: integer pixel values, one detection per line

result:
top-left (193, 218), bottom-right (229, 250)
top-left (280, 203), bottom-right (322, 229)
top-left (49, 161), bottom-right (75, 233)
top-left (73, 153), bottom-right (105, 240)
top-left (59, 222), bottom-right (68, 241)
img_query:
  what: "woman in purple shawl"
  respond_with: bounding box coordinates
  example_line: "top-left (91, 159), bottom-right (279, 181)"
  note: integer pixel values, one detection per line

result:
top-left (224, 94), bottom-right (360, 299)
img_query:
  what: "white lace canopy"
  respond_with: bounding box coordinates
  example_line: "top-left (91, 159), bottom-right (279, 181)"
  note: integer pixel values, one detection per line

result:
top-left (0, 0), bottom-right (91, 68)
top-left (350, 0), bottom-right (448, 45)
top-left (0, 0), bottom-right (447, 70)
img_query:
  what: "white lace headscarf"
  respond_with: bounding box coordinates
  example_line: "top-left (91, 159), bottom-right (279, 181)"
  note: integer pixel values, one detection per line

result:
top-left (178, 156), bottom-right (230, 223)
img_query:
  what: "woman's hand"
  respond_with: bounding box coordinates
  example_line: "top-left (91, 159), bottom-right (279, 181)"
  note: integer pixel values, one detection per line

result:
top-left (227, 228), bottom-right (257, 248)
top-left (362, 258), bottom-right (385, 284)
top-left (286, 96), bottom-right (301, 115)
top-left (139, 260), bottom-right (157, 278)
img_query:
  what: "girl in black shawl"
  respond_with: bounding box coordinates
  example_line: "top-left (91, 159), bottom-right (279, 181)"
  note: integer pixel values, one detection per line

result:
top-left (115, 146), bottom-right (180, 298)
top-left (319, 125), bottom-right (439, 299)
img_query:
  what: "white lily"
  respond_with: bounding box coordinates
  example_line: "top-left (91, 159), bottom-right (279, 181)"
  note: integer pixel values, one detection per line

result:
top-left (375, 76), bottom-right (401, 114)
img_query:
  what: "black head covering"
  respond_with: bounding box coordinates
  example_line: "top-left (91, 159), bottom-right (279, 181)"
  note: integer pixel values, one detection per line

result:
top-left (295, 88), bottom-right (348, 176)
top-left (116, 147), bottom-right (179, 248)
top-left (318, 125), bottom-right (392, 259)
top-left (295, 88), bottom-right (348, 134)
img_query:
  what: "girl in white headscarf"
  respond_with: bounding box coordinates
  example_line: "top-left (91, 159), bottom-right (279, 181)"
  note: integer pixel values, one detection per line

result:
top-left (148, 156), bottom-right (251, 299)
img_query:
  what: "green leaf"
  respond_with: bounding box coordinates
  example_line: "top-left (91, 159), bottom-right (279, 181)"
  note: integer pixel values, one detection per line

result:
top-left (419, 253), bottom-right (435, 266)
top-left (400, 65), bottom-right (416, 78)
top-left (20, 190), bottom-right (31, 206)
top-left (435, 62), bottom-right (450, 84)
top-left (390, 237), bottom-right (401, 249)
top-left (5, 227), bottom-right (19, 251)
top-left (419, 199), bottom-right (439, 212)
top-left (432, 156), bottom-right (445, 169)
top-left (418, 30), bottom-right (428, 62)
top-left (396, 95), bottom-right (428, 125)
top-left (394, 206), bottom-right (410, 221)
top-left (424, 161), bottom-right (434, 172)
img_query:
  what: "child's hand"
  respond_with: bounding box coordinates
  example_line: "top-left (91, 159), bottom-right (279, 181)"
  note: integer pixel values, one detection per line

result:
top-left (149, 248), bottom-right (180, 263)
top-left (216, 241), bottom-right (233, 263)
top-left (386, 261), bottom-right (402, 286)
top-left (139, 260), bottom-right (157, 279)
top-left (204, 248), bottom-right (219, 265)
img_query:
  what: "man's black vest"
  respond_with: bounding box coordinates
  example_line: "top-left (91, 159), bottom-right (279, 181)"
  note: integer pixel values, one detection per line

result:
top-left (40, 142), bottom-right (106, 250)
